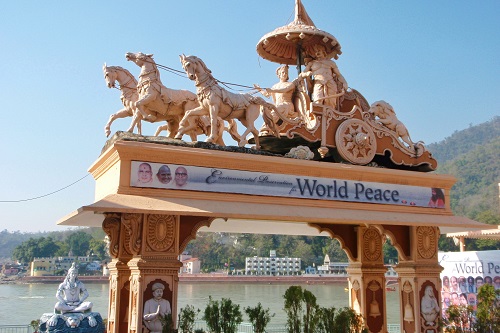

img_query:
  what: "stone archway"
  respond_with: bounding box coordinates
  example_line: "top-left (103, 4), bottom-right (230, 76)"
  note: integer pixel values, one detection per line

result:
top-left (59, 135), bottom-right (488, 333)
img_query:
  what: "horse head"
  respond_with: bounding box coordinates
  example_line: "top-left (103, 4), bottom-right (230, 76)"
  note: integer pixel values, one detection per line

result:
top-left (103, 63), bottom-right (117, 88)
top-left (125, 51), bottom-right (154, 67)
top-left (180, 54), bottom-right (212, 82)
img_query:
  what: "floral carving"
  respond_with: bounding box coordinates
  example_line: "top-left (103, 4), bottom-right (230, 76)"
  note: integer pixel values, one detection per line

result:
top-left (417, 226), bottom-right (436, 259)
top-left (146, 214), bottom-right (175, 252)
top-left (335, 119), bottom-right (376, 164)
top-left (363, 228), bottom-right (382, 262)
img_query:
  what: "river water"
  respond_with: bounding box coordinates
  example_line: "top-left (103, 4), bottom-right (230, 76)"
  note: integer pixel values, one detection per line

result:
top-left (0, 282), bottom-right (401, 326)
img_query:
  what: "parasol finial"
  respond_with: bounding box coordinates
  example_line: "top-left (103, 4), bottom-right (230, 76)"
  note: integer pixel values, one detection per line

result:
top-left (294, 0), bottom-right (315, 26)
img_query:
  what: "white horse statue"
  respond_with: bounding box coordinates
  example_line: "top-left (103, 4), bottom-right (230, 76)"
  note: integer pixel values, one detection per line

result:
top-left (125, 52), bottom-right (200, 138)
top-left (104, 60), bottom-right (238, 144)
top-left (177, 55), bottom-right (279, 149)
top-left (103, 64), bottom-right (141, 137)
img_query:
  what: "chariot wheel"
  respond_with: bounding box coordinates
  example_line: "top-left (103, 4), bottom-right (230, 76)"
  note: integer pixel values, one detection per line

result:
top-left (335, 119), bottom-right (377, 165)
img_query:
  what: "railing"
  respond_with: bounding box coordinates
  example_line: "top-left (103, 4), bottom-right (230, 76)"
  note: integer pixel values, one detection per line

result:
top-left (0, 326), bottom-right (34, 333)
top-left (0, 322), bottom-right (400, 333)
top-left (191, 321), bottom-right (400, 333)
top-left (387, 324), bottom-right (401, 333)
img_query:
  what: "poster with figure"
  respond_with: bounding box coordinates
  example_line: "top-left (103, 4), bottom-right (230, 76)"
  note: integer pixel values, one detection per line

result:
top-left (438, 250), bottom-right (500, 317)
top-left (130, 161), bottom-right (445, 209)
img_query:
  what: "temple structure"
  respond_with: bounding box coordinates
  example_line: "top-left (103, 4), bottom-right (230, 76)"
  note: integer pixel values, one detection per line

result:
top-left (61, 1), bottom-right (494, 332)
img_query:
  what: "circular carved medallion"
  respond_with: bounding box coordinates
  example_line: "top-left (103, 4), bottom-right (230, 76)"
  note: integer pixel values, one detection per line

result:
top-left (363, 228), bottom-right (382, 261)
top-left (335, 119), bottom-right (377, 165)
top-left (417, 226), bottom-right (436, 259)
top-left (147, 215), bottom-right (175, 251)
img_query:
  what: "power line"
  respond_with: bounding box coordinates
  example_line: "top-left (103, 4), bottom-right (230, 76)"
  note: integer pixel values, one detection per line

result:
top-left (0, 174), bottom-right (91, 203)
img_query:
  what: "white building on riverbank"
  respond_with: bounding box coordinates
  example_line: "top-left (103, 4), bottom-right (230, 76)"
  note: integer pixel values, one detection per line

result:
top-left (245, 250), bottom-right (301, 275)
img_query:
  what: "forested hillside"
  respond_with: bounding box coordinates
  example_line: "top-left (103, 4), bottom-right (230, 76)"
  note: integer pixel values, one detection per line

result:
top-left (2, 118), bottom-right (499, 267)
top-left (427, 116), bottom-right (500, 164)
top-left (428, 116), bottom-right (500, 222)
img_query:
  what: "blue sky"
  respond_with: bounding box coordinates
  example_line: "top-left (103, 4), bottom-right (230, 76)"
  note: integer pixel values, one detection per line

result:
top-left (1, 1), bottom-right (499, 232)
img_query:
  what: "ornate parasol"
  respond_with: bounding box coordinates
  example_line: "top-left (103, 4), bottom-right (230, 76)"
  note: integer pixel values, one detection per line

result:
top-left (256, 0), bottom-right (342, 71)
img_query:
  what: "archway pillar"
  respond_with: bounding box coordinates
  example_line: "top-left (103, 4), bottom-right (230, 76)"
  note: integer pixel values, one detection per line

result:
top-left (102, 213), bottom-right (133, 333)
top-left (346, 226), bottom-right (387, 333)
top-left (393, 226), bottom-right (442, 333)
top-left (101, 212), bottom-right (212, 333)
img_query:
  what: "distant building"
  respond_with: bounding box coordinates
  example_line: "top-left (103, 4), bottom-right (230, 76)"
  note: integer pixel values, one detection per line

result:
top-left (317, 255), bottom-right (348, 275)
top-left (30, 256), bottom-right (103, 276)
top-left (180, 257), bottom-right (201, 274)
top-left (1, 263), bottom-right (21, 276)
top-left (245, 250), bottom-right (301, 275)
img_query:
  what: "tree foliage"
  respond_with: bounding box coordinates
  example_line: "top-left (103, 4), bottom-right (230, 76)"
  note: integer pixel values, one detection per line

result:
top-left (244, 302), bottom-right (274, 333)
top-left (12, 237), bottom-right (62, 264)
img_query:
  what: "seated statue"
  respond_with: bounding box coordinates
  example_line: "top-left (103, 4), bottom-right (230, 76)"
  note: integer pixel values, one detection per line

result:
top-left (54, 263), bottom-right (93, 314)
top-left (143, 282), bottom-right (172, 333)
top-left (254, 65), bottom-right (299, 134)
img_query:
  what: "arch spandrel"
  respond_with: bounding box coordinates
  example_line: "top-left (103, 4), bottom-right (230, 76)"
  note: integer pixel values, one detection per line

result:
top-left (308, 223), bottom-right (358, 261)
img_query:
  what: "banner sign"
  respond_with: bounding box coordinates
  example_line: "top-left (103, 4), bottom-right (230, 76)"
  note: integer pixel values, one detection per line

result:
top-left (438, 251), bottom-right (500, 314)
top-left (130, 161), bottom-right (446, 208)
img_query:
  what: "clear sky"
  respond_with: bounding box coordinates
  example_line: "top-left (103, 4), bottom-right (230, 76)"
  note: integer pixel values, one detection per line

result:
top-left (1, 1), bottom-right (499, 233)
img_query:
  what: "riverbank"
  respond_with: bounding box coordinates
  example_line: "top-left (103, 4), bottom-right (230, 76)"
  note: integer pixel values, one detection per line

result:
top-left (4, 273), bottom-right (397, 285)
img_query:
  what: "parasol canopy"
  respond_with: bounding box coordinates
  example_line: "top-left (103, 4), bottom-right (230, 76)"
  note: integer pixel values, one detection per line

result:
top-left (256, 0), bottom-right (342, 66)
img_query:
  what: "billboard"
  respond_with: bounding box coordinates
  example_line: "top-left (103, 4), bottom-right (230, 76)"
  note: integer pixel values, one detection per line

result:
top-left (130, 161), bottom-right (446, 209)
top-left (438, 250), bottom-right (500, 314)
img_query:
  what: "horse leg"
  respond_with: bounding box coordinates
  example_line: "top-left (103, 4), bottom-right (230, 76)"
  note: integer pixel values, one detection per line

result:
top-left (127, 112), bottom-right (142, 134)
top-left (154, 123), bottom-right (169, 136)
top-left (207, 104), bottom-right (219, 143)
top-left (239, 106), bottom-right (261, 149)
top-left (137, 115), bottom-right (142, 135)
top-left (105, 108), bottom-right (132, 137)
top-left (226, 119), bottom-right (241, 143)
top-left (175, 106), bottom-right (207, 139)
top-left (135, 93), bottom-right (157, 122)
top-left (167, 116), bottom-right (181, 139)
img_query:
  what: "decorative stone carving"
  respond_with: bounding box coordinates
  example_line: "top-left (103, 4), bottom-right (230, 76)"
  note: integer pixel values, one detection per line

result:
top-left (122, 213), bottom-right (143, 256)
top-left (369, 101), bottom-right (425, 154)
top-left (102, 214), bottom-right (121, 258)
top-left (129, 275), bottom-right (141, 332)
top-left (285, 146), bottom-right (315, 160)
top-left (420, 285), bottom-right (440, 326)
top-left (176, 55), bottom-right (280, 150)
top-left (363, 228), bottom-right (382, 262)
top-left (335, 118), bottom-right (377, 165)
top-left (417, 226), bottom-right (437, 259)
top-left (367, 281), bottom-right (381, 318)
top-left (146, 214), bottom-right (175, 252)
top-left (403, 281), bottom-right (415, 323)
top-left (40, 312), bottom-right (105, 333)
